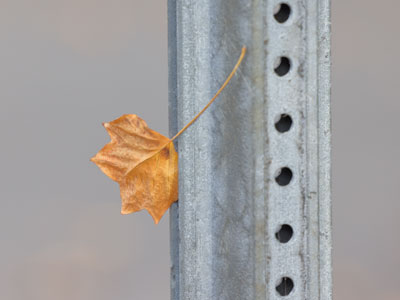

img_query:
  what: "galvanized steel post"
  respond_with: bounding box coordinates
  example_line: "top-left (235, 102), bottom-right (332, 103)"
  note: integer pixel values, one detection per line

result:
top-left (168, 0), bottom-right (331, 299)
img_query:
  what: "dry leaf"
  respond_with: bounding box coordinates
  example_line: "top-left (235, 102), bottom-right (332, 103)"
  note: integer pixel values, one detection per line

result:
top-left (91, 115), bottom-right (178, 223)
top-left (91, 46), bottom-right (246, 224)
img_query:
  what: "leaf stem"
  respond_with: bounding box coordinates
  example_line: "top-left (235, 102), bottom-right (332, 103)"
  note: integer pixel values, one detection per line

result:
top-left (171, 46), bottom-right (247, 142)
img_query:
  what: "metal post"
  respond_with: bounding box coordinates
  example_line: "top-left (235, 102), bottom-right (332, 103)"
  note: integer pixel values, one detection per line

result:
top-left (168, 0), bottom-right (331, 299)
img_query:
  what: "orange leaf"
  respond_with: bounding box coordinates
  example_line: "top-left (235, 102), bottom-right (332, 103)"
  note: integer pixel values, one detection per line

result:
top-left (91, 46), bottom-right (246, 224)
top-left (91, 115), bottom-right (178, 224)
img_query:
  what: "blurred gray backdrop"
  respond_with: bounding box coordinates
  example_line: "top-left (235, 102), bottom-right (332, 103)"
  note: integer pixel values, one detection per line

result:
top-left (0, 1), bottom-right (398, 299)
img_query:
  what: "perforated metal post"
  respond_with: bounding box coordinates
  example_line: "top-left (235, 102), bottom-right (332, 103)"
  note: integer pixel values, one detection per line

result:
top-left (168, 0), bottom-right (331, 299)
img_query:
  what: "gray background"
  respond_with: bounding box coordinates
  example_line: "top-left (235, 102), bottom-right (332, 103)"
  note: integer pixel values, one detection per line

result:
top-left (0, 1), bottom-right (398, 299)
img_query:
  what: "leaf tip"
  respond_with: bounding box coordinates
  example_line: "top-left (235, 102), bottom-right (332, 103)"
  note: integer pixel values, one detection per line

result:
top-left (152, 216), bottom-right (161, 225)
top-left (147, 209), bottom-right (163, 225)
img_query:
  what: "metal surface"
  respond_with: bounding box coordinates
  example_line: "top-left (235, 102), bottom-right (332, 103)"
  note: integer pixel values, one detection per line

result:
top-left (168, 0), bottom-right (331, 299)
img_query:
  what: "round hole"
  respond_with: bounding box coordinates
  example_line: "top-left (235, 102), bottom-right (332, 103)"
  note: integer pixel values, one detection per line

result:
top-left (275, 224), bottom-right (293, 243)
top-left (275, 114), bottom-right (293, 133)
top-left (275, 167), bottom-right (293, 186)
top-left (276, 277), bottom-right (294, 296)
top-left (274, 3), bottom-right (291, 23)
top-left (274, 57), bottom-right (291, 76)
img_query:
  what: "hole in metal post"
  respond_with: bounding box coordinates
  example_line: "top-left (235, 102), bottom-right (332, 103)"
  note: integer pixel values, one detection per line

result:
top-left (274, 57), bottom-right (291, 76)
top-left (274, 3), bottom-right (291, 23)
top-left (275, 224), bottom-right (293, 243)
top-left (275, 114), bottom-right (293, 133)
top-left (275, 167), bottom-right (293, 186)
top-left (276, 277), bottom-right (294, 296)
